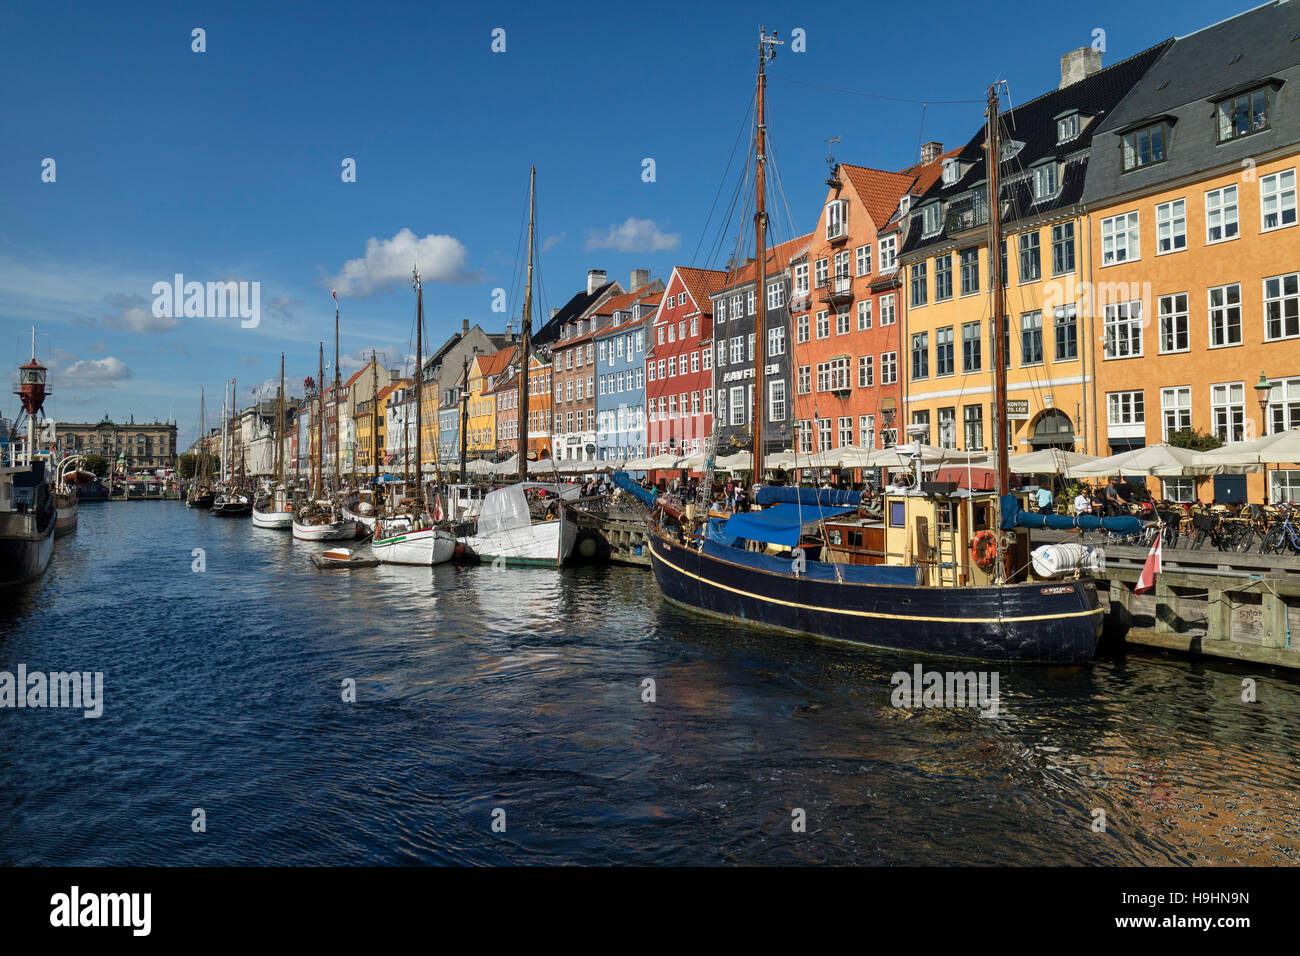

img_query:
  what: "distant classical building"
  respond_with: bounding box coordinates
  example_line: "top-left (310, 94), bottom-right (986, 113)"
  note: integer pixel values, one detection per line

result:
top-left (55, 415), bottom-right (177, 471)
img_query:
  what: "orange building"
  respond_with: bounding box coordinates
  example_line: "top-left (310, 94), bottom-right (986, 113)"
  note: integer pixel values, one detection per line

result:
top-left (525, 352), bottom-right (553, 460)
top-left (794, 151), bottom-right (950, 459)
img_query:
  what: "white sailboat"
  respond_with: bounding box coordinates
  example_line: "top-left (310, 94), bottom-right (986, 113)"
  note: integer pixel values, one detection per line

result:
top-left (253, 353), bottom-right (295, 529)
top-left (373, 266), bottom-right (456, 566)
top-left (293, 336), bottom-right (358, 541)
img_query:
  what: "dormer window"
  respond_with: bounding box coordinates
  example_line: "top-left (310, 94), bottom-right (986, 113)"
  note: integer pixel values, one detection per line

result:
top-left (941, 158), bottom-right (959, 185)
top-left (826, 199), bottom-right (848, 240)
top-left (1032, 162), bottom-right (1058, 201)
top-left (1121, 122), bottom-right (1168, 172)
top-left (1216, 87), bottom-right (1271, 142)
top-left (898, 195), bottom-right (911, 216)
top-left (921, 202), bottom-right (941, 236)
top-left (1000, 139), bottom-right (1025, 162)
top-left (1057, 112), bottom-right (1081, 143)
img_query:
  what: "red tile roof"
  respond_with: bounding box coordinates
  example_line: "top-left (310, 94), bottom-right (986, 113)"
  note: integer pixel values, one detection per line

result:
top-left (839, 165), bottom-right (919, 229)
top-left (472, 346), bottom-right (516, 381)
top-left (675, 266), bottom-right (729, 313)
top-left (591, 283), bottom-right (659, 316)
top-left (716, 233), bottom-right (814, 290)
top-left (901, 147), bottom-right (962, 196)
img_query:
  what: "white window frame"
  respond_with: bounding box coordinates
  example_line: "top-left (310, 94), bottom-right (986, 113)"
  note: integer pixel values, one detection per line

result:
top-left (1100, 211), bottom-right (1140, 266)
top-left (1208, 283), bottom-right (1243, 349)
top-left (1155, 198), bottom-right (1187, 255)
top-left (1205, 185), bottom-right (1239, 245)
top-left (1158, 292), bottom-right (1189, 354)
top-left (1260, 168), bottom-right (1297, 232)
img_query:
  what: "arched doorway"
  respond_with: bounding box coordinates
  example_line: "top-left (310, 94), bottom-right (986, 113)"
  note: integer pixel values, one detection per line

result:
top-left (1028, 408), bottom-right (1075, 449)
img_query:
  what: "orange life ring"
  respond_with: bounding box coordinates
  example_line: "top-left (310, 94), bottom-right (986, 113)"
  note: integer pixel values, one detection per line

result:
top-left (970, 530), bottom-right (998, 570)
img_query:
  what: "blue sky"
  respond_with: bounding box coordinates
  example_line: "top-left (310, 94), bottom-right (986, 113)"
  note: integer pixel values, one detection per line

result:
top-left (0, 0), bottom-right (1245, 446)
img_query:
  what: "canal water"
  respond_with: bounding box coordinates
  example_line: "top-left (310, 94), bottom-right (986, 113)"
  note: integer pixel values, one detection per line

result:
top-left (2, 501), bottom-right (1298, 865)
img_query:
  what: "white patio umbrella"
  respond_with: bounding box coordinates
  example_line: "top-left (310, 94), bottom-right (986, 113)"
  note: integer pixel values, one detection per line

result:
top-left (492, 454), bottom-right (519, 474)
top-left (1066, 443), bottom-right (1255, 478)
top-left (1009, 448), bottom-right (1097, 475)
top-left (1200, 429), bottom-right (1300, 465)
top-left (528, 457), bottom-right (561, 475)
top-left (714, 451), bottom-right (752, 472)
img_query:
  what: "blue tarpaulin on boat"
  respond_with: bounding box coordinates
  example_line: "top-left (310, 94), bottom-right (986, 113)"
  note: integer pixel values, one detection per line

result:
top-left (999, 493), bottom-right (1143, 534)
top-left (721, 503), bottom-right (857, 549)
top-left (701, 538), bottom-right (923, 585)
top-left (756, 485), bottom-right (863, 508)
top-left (613, 471), bottom-right (657, 508)
top-left (704, 517), bottom-right (742, 548)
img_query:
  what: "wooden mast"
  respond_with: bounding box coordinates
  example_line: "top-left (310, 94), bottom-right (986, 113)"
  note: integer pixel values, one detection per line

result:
top-left (199, 388), bottom-right (207, 487)
top-left (751, 29), bottom-right (781, 480)
top-left (518, 166), bottom-right (535, 484)
top-left (333, 294), bottom-right (342, 496)
top-left (985, 83), bottom-right (1010, 582)
top-left (315, 343), bottom-right (324, 501)
top-left (459, 356), bottom-right (469, 479)
top-left (277, 353), bottom-right (285, 495)
top-left (370, 351), bottom-right (379, 494)
top-left (413, 266), bottom-right (424, 509)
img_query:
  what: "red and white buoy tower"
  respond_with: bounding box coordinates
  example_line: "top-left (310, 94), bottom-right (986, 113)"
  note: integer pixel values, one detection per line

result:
top-left (15, 328), bottom-right (48, 464)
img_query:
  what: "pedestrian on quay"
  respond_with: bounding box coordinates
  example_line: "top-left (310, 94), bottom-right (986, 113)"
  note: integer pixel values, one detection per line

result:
top-left (1036, 484), bottom-right (1054, 514)
top-left (1074, 488), bottom-right (1091, 516)
top-left (725, 478), bottom-right (736, 511)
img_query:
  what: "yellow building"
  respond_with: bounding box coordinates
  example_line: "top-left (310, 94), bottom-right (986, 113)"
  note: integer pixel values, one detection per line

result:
top-left (898, 42), bottom-right (1171, 458)
top-left (354, 381), bottom-right (401, 472)
top-left (1080, 1), bottom-right (1300, 504)
top-left (465, 347), bottom-right (516, 459)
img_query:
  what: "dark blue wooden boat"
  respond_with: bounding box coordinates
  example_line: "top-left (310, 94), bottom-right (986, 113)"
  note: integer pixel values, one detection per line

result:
top-left (646, 510), bottom-right (1103, 663)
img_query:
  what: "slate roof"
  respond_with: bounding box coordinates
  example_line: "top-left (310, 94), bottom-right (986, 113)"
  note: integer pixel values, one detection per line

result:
top-left (901, 38), bottom-right (1174, 256)
top-left (532, 281), bottom-right (620, 347)
top-left (1082, 0), bottom-right (1300, 204)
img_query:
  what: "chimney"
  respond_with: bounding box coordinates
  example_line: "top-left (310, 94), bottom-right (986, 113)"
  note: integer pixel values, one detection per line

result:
top-left (630, 268), bottom-right (650, 290)
top-left (1060, 47), bottom-right (1101, 89)
top-left (920, 141), bottom-right (943, 164)
top-left (587, 269), bottom-right (607, 294)
top-left (505, 320), bottom-right (512, 337)
top-left (461, 318), bottom-right (469, 335)
top-left (389, 368), bottom-right (401, 382)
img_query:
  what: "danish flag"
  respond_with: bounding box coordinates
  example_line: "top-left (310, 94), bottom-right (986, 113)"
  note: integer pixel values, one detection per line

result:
top-left (432, 496), bottom-right (444, 522)
top-left (1135, 532), bottom-right (1162, 594)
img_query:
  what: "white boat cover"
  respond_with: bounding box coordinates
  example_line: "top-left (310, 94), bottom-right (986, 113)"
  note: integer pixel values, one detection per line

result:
top-left (476, 482), bottom-right (581, 538)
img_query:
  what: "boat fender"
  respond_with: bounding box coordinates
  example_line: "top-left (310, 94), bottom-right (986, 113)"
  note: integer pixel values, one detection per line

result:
top-left (970, 530), bottom-right (998, 571)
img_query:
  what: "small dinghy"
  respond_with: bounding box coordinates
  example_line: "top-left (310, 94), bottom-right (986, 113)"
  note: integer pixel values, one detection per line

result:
top-left (310, 546), bottom-right (379, 570)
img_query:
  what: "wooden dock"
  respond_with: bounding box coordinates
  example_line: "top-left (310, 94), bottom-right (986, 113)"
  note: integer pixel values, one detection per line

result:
top-left (1033, 530), bottom-right (1300, 670)
top-left (590, 514), bottom-right (651, 567)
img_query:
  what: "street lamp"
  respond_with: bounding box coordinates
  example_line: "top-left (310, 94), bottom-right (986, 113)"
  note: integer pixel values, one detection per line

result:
top-left (1254, 371), bottom-right (1273, 437)
top-left (1255, 371), bottom-right (1273, 504)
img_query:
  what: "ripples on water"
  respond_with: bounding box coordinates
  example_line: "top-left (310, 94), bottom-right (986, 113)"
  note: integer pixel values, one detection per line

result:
top-left (1, 502), bottom-right (1297, 865)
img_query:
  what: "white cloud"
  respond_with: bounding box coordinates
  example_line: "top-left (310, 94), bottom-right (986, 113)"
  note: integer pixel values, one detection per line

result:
top-left (65, 357), bottom-right (132, 382)
top-left (102, 292), bottom-right (180, 334)
top-left (585, 217), bottom-right (680, 252)
top-left (542, 232), bottom-right (566, 252)
top-left (328, 229), bottom-right (476, 297)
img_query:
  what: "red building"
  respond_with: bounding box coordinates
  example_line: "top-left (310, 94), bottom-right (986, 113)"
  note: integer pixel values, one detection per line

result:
top-left (646, 266), bottom-right (728, 458)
